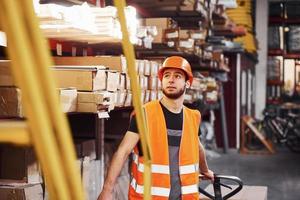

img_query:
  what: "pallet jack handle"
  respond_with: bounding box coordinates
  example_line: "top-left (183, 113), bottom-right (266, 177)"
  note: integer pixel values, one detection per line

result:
top-left (199, 174), bottom-right (243, 200)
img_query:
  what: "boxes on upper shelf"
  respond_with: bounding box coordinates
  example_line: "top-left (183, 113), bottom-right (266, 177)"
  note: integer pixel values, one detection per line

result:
top-left (141, 18), bottom-right (173, 43)
top-left (118, 73), bottom-right (126, 91)
top-left (53, 56), bottom-right (127, 72)
top-left (142, 18), bottom-right (173, 30)
top-left (115, 90), bottom-right (127, 107)
top-left (77, 91), bottom-right (114, 112)
top-left (124, 91), bottom-right (132, 107)
top-left (106, 70), bottom-right (120, 92)
top-left (53, 66), bottom-right (107, 91)
top-left (58, 88), bottom-right (77, 113)
top-left (77, 91), bottom-right (112, 105)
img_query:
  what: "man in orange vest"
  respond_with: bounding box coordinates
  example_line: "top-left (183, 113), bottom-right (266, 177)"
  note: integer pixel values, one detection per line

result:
top-left (98, 56), bottom-right (214, 200)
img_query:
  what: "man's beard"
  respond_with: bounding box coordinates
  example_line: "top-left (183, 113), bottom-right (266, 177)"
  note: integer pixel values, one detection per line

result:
top-left (162, 85), bottom-right (186, 99)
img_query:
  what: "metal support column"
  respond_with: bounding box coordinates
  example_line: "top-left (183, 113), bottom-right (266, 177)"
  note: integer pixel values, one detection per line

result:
top-left (219, 83), bottom-right (229, 153)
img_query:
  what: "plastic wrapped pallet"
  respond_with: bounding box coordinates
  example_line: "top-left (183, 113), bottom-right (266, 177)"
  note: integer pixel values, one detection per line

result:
top-left (268, 26), bottom-right (281, 50)
top-left (267, 58), bottom-right (281, 81)
top-left (287, 26), bottom-right (300, 53)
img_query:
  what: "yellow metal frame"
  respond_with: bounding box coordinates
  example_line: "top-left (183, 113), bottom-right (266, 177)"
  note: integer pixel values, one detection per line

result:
top-left (0, 0), bottom-right (84, 199)
top-left (114, 0), bottom-right (152, 199)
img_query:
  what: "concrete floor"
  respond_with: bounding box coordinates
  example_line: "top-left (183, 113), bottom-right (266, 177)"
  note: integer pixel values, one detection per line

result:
top-left (204, 147), bottom-right (300, 200)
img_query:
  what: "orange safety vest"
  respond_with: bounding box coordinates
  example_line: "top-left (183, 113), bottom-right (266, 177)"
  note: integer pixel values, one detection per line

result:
top-left (129, 100), bottom-right (201, 200)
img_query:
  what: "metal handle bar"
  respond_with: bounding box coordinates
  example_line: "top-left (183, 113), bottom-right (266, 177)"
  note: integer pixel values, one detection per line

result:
top-left (199, 174), bottom-right (243, 200)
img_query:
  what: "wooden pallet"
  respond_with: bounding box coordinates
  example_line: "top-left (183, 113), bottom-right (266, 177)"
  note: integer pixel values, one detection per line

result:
top-left (240, 115), bottom-right (275, 154)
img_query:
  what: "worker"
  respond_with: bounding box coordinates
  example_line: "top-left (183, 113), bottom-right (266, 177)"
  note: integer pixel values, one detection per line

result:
top-left (98, 56), bottom-right (214, 200)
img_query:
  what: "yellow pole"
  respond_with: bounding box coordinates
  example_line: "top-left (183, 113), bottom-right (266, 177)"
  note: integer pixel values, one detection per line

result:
top-left (22, 1), bottom-right (84, 199)
top-left (114, 1), bottom-right (152, 199)
top-left (0, 0), bottom-right (71, 199)
top-left (0, 121), bottom-right (30, 146)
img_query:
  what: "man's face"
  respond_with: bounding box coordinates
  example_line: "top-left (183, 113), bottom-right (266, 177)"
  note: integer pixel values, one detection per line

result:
top-left (161, 68), bottom-right (189, 99)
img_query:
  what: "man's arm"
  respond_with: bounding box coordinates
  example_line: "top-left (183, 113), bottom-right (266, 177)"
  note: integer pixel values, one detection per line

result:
top-left (97, 131), bottom-right (139, 200)
top-left (198, 138), bottom-right (214, 181)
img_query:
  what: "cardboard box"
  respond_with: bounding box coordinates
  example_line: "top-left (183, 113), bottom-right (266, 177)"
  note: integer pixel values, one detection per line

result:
top-left (179, 1), bottom-right (195, 11)
top-left (148, 77), bottom-right (158, 90)
top-left (53, 66), bottom-right (107, 91)
top-left (165, 28), bottom-right (180, 39)
top-left (118, 73), bottom-right (126, 91)
top-left (157, 79), bottom-right (162, 90)
top-left (179, 29), bottom-right (190, 39)
top-left (144, 60), bottom-right (151, 76)
top-left (0, 60), bottom-right (16, 86)
top-left (178, 38), bottom-right (194, 49)
top-left (124, 91), bottom-right (132, 107)
top-left (106, 70), bottom-right (120, 92)
top-left (153, 28), bottom-right (164, 43)
top-left (143, 18), bottom-right (172, 29)
top-left (139, 75), bottom-right (148, 90)
top-left (0, 87), bottom-right (24, 118)
top-left (53, 56), bottom-right (127, 72)
top-left (150, 90), bottom-right (158, 101)
top-left (0, 145), bottom-right (41, 184)
top-left (190, 30), bottom-right (207, 40)
top-left (115, 90), bottom-right (126, 107)
top-left (125, 75), bottom-right (131, 90)
top-left (58, 88), bottom-right (77, 112)
top-left (136, 60), bottom-right (143, 75)
top-left (145, 90), bottom-right (150, 103)
top-left (200, 185), bottom-right (268, 200)
top-left (77, 102), bottom-right (110, 113)
top-left (0, 182), bottom-right (43, 200)
top-left (77, 91), bottom-right (112, 105)
top-left (150, 61), bottom-right (159, 76)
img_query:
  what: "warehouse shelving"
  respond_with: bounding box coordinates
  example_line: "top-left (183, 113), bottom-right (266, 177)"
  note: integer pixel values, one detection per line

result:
top-left (267, 1), bottom-right (300, 105)
top-left (0, 1), bottom-right (259, 199)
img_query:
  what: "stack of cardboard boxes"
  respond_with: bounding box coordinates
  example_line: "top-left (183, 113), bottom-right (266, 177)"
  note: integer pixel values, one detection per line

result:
top-left (141, 18), bottom-right (207, 54)
top-left (0, 145), bottom-right (43, 199)
top-left (0, 61), bottom-right (44, 199)
top-left (53, 56), bottom-right (163, 112)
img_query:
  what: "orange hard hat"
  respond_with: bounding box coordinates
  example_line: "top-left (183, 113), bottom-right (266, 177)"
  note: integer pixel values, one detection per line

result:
top-left (158, 56), bottom-right (193, 84)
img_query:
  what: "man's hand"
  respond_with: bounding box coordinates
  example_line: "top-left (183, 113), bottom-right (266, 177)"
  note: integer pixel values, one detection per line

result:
top-left (202, 169), bottom-right (214, 182)
top-left (97, 189), bottom-right (113, 200)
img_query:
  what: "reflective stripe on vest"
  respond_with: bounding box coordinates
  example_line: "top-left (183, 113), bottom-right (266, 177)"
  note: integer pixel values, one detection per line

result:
top-left (181, 184), bottom-right (199, 195)
top-left (130, 177), bottom-right (170, 197)
top-left (179, 164), bottom-right (199, 175)
top-left (133, 152), bottom-right (170, 174)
